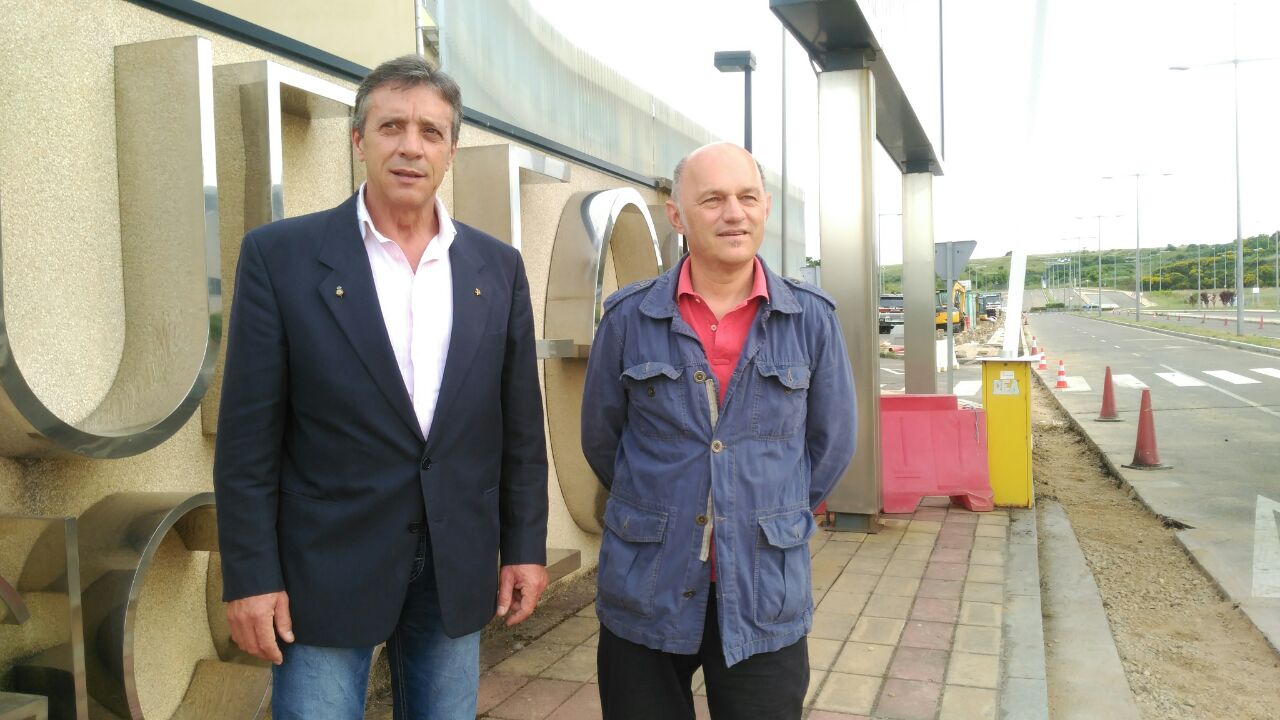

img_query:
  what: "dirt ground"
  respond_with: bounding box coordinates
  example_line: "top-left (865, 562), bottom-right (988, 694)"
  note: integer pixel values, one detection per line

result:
top-left (1031, 385), bottom-right (1280, 719)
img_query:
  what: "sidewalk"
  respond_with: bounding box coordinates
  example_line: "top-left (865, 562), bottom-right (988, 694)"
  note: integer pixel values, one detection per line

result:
top-left (471, 500), bottom-right (1048, 720)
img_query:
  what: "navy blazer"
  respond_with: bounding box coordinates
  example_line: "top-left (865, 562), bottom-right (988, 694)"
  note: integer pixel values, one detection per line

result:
top-left (213, 193), bottom-right (548, 645)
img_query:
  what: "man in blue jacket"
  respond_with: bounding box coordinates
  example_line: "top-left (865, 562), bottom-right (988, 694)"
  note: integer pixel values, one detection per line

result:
top-left (581, 142), bottom-right (857, 719)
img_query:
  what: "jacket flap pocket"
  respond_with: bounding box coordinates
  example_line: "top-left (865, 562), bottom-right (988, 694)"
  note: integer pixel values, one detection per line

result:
top-left (604, 496), bottom-right (668, 542)
top-left (621, 362), bottom-right (683, 382)
top-left (756, 363), bottom-right (810, 390)
top-left (758, 510), bottom-right (817, 548)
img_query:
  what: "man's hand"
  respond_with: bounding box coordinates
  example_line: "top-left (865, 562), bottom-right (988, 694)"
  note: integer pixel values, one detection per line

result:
top-left (496, 564), bottom-right (547, 626)
top-left (226, 590), bottom-right (294, 664)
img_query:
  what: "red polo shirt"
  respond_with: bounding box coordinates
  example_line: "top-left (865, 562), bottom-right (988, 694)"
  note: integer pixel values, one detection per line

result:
top-left (676, 257), bottom-right (769, 580)
top-left (677, 257), bottom-right (769, 405)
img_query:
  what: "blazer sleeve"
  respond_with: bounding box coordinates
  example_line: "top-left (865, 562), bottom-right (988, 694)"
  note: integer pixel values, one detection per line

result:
top-left (498, 252), bottom-right (550, 566)
top-left (213, 231), bottom-right (288, 601)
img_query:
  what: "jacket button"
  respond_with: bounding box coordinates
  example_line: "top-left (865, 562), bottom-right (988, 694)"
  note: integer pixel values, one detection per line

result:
top-left (646, 385), bottom-right (656, 397)
top-left (695, 514), bottom-right (708, 526)
top-left (693, 370), bottom-right (707, 383)
top-left (421, 457), bottom-right (432, 471)
top-left (682, 589), bottom-right (696, 599)
top-left (711, 440), bottom-right (724, 453)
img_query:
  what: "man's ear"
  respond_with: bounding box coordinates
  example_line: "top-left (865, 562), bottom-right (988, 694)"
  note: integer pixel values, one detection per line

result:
top-left (665, 199), bottom-right (686, 235)
top-left (352, 127), bottom-right (365, 162)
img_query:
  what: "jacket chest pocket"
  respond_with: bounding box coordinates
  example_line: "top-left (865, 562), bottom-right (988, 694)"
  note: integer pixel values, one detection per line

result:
top-left (751, 362), bottom-right (810, 438)
top-left (622, 362), bottom-right (690, 439)
top-left (753, 509), bottom-right (817, 625)
top-left (599, 495), bottom-right (669, 617)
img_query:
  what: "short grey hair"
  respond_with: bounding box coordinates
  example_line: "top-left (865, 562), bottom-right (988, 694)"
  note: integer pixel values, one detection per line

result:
top-left (670, 147), bottom-right (767, 209)
top-left (352, 54), bottom-right (463, 143)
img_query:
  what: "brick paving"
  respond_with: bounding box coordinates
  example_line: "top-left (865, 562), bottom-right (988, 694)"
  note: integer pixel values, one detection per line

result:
top-left (475, 499), bottom-right (1023, 719)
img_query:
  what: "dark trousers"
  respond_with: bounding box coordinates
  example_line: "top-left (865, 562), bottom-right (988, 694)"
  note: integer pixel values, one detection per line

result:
top-left (596, 587), bottom-right (809, 720)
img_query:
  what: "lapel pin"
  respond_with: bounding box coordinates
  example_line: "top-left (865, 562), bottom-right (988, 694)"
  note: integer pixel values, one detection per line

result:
top-left (335, 286), bottom-right (345, 298)
top-left (474, 288), bottom-right (482, 296)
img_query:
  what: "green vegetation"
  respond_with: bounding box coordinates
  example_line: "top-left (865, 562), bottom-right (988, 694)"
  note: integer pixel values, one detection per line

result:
top-left (880, 233), bottom-right (1280, 301)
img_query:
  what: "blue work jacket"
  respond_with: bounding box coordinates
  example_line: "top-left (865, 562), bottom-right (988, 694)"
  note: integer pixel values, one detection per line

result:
top-left (581, 257), bottom-right (857, 667)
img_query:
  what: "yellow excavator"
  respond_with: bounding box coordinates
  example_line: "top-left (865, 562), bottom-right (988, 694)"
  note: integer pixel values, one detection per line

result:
top-left (935, 281), bottom-right (966, 331)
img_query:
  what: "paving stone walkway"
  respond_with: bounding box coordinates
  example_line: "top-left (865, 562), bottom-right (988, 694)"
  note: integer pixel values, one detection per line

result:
top-left (472, 499), bottom-right (1042, 719)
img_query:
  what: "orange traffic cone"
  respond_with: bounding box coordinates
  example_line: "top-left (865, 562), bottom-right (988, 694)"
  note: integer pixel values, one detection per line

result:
top-left (1055, 360), bottom-right (1069, 389)
top-left (1037, 349), bottom-right (1047, 371)
top-left (1096, 366), bottom-right (1122, 422)
top-left (1261, 315), bottom-right (1266, 329)
top-left (1123, 389), bottom-right (1169, 470)
top-left (1030, 336), bottom-right (1038, 355)
top-left (1224, 317), bottom-right (1229, 326)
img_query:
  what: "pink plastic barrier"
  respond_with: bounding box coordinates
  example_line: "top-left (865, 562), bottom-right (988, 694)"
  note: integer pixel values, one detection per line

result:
top-left (880, 394), bottom-right (993, 513)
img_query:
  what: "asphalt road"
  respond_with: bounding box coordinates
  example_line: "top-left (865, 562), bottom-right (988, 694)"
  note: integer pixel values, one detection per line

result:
top-left (1027, 313), bottom-right (1280, 653)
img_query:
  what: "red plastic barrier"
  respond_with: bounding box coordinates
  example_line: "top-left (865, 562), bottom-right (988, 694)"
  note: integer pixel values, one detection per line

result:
top-left (880, 394), bottom-right (993, 513)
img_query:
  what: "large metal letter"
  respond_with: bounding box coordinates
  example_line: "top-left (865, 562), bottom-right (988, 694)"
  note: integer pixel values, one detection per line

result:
top-left (74, 493), bottom-right (267, 719)
top-left (204, 61), bottom-right (356, 434)
top-left (2, 516), bottom-right (86, 720)
top-left (818, 67), bottom-right (881, 531)
top-left (0, 37), bottom-right (220, 458)
top-left (452, 145), bottom-right (570, 248)
top-left (542, 189), bottom-right (663, 532)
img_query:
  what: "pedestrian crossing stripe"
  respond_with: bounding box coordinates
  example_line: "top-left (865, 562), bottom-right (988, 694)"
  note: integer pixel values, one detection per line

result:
top-left (1252, 368), bottom-right (1280, 380)
top-left (1203, 370), bottom-right (1261, 385)
top-left (1111, 374), bottom-right (1148, 389)
top-left (1155, 372), bottom-right (1205, 387)
top-left (1055, 377), bottom-right (1090, 392)
top-left (953, 380), bottom-right (982, 397)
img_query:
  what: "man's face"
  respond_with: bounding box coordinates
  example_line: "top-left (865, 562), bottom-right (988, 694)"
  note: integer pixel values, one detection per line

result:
top-left (353, 83), bottom-right (457, 215)
top-left (666, 144), bottom-right (770, 272)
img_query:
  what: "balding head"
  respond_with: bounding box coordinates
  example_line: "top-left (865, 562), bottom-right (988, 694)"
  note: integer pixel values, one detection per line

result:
top-left (671, 143), bottom-right (767, 219)
top-left (665, 142), bottom-right (771, 275)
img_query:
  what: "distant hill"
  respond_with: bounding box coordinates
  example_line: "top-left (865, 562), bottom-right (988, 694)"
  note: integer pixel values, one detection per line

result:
top-left (878, 234), bottom-right (1279, 293)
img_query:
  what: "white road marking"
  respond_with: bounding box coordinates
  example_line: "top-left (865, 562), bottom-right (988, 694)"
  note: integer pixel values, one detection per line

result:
top-left (1161, 364), bottom-right (1280, 419)
top-left (881, 368), bottom-right (904, 375)
top-left (1254, 495), bottom-right (1280, 598)
top-left (953, 380), bottom-right (983, 397)
top-left (1111, 374), bottom-right (1148, 389)
top-left (1155, 372), bottom-right (1205, 387)
top-left (1251, 368), bottom-right (1280, 380)
top-left (1203, 370), bottom-right (1261, 385)
top-left (1052, 376), bottom-right (1091, 392)
top-left (1132, 353), bottom-right (1142, 357)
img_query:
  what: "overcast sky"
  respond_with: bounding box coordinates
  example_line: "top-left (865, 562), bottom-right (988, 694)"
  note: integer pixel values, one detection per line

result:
top-left (529, 0), bottom-right (1280, 263)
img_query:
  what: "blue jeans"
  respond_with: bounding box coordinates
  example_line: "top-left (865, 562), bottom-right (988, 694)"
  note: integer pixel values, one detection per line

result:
top-left (272, 531), bottom-right (481, 720)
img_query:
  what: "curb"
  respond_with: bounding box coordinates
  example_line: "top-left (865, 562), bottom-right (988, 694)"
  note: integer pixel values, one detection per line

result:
top-left (1037, 501), bottom-right (1141, 719)
top-left (1000, 508), bottom-right (1050, 720)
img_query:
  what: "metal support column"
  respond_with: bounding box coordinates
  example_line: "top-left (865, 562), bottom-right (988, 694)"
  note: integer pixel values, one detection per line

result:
top-left (818, 67), bottom-right (880, 532)
top-left (902, 172), bottom-right (936, 394)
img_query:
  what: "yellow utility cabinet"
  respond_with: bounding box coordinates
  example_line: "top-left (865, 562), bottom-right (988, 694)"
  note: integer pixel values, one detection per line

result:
top-left (979, 358), bottom-right (1035, 507)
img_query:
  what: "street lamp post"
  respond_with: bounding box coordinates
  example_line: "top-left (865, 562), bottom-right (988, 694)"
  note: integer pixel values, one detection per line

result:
top-left (714, 51), bottom-right (757, 151)
top-left (1166, 5), bottom-right (1280, 332)
top-left (1104, 173), bottom-right (1171, 322)
top-left (1079, 214), bottom-right (1122, 316)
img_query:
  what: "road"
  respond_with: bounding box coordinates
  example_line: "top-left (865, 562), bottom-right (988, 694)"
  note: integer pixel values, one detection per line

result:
top-left (1027, 313), bottom-right (1280, 653)
top-left (1116, 307), bottom-right (1280, 342)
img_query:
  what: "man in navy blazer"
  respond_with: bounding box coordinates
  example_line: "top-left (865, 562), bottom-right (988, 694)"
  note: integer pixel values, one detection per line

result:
top-left (213, 55), bottom-right (549, 719)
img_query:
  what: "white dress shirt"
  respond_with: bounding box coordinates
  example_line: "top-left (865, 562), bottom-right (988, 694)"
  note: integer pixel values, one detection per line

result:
top-left (357, 184), bottom-right (456, 440)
